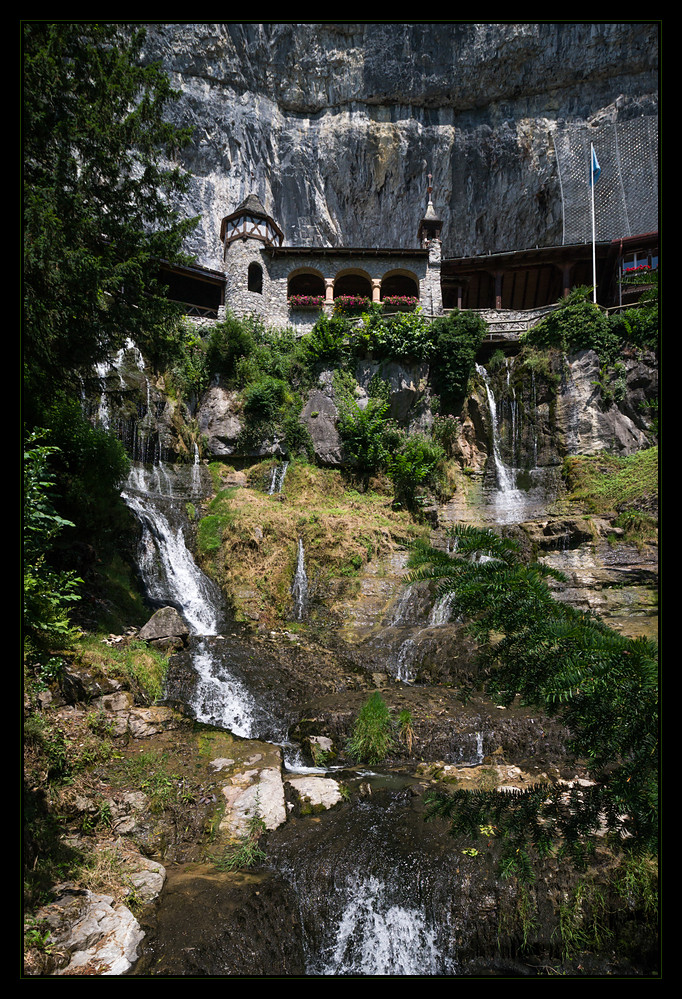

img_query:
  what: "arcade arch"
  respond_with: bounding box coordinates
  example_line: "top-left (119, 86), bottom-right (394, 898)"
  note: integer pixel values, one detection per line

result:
top-left (380, 269), bottom-right (420, 301)
top-left (287, 268), bottom-right (326, 299)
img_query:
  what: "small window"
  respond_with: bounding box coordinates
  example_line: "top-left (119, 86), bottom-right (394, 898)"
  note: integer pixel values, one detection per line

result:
top-left (248, 262), bottom-right (263, 294)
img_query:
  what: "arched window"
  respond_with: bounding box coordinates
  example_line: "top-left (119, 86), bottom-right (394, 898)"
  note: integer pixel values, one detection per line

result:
top-left (333, 272), bottom-right (373, 299)
top-left (248, 262), bottom-right (263, 294)
top-left (288, 270), bottom-right (325, 298)
top-left (380, 271), bottom-right (419, 301)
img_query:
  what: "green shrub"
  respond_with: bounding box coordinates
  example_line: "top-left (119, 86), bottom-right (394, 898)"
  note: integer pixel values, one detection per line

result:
top-left (23, 432), bottom-right (82, 648)
top-left (429, 310), bottom-right (487, 409)
top-left (203, 312), bottom-right (260, 382)
top-left (521, 286), bottom-right (620, 363)
top-left (302, 314), bottom-right (352, 364)
top-left (243, 375), bottom-right (290, 421)
top-left (388, 431), bottom-right (446, 509)
top-left (346, 691), bottom-right (395, 765)
top-left (355, 309), bottom-right (434, 361)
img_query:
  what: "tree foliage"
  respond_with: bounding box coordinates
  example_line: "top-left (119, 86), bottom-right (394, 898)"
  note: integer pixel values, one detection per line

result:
top-left (429, 310), bottom-right (487, 410)
top-left (521, 284), bottom-right (658, 363)
top-left (23, 433), bottom-right (82, 647)
top-left (23, 22), bottom-right (198, 410)
top-left (407, 525), bottom-right (658, 865)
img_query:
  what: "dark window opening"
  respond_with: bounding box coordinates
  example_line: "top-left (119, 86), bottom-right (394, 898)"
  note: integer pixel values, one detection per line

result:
top-left (381, 273), bottom-right (419, 300)
top-left (288, 272), bottom-right (325, 297)
top-left (333, 273), bottom-right (372, 299)
top-left (248, 262), bottom-right (263, 294)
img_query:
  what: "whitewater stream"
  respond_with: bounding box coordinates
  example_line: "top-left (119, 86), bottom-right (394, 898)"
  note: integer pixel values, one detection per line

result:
top-left (121, 456), bottom-right (477, 975)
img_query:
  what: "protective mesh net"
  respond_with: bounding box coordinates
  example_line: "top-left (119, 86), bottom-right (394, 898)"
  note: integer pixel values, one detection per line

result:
top-left (554, 116), bottom-right (658, 245)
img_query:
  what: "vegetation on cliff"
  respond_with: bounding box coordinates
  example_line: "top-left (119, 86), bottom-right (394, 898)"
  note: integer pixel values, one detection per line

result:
top-left (522, 284), bottom-right (659, 363)
top-left (23, 22), bottom-right (199, 614)
top-left (407, 524), bottom-right (658, 871)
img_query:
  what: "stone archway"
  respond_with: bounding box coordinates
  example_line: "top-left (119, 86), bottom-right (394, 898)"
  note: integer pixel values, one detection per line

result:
top-left (287, 269), bottom-right (326, 299)
top-left (333, 270), bottom-right (373, 300)
top-left (380, 270), bottom-right (419, 303)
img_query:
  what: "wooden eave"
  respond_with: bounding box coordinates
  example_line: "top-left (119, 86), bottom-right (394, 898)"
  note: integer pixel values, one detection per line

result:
top-left (220, 211), bottom-right (284, 245)
top-left (441, 241), bottom-right (612, 276)
top-left (266, 246), bottom-right (429, 258)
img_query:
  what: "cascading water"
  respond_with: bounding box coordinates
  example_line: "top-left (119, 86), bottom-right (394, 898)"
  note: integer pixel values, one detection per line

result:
top-left (122, 463), bottom-right (223, 636)
top-left (188, 638), bottom-right (261, 739)
top-left (475, 361), bottom-right (552, 525)
top-left (312, 875), bottom-right (448, 976)
top-left (428, 590), bottom-right (457, 626)
top-left (291, 538), bottom-right (308, 621)
top-left (268, 460), bottom-right (289, 495)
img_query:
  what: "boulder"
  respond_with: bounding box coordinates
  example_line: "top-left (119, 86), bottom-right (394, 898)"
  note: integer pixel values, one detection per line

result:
top-left (35, 886), bottom-right (144, 976)
top-left (285, 775), bottom-right (344, 811)
top-left (138, 606), bottom-right (189, 645)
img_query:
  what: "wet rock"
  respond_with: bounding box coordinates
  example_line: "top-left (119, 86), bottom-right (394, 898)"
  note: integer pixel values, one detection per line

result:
top-left (285, 775), bottom-right (344, 812)
top-left (131, 864), bottom-right (306, 976)
top-left (138, 606), bottom-right (190, 647)
top-left (218, 747), bottom-right (288, 837)
top-left (34, 886), bottom-right (144, 976)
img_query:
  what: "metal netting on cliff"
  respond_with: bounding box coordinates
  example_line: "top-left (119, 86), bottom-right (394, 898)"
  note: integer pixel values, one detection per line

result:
top-left (554, 116), bottom-right (658, 245)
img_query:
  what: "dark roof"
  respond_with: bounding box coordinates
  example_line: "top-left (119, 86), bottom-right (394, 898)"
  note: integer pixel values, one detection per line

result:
top-left (234, 193), bottom-right (269, 217)
top-left (267, 246), bottom-right (428, 258)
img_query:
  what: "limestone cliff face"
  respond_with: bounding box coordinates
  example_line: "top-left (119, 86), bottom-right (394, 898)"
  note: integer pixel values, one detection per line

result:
top-left (141, 22), bottom-right (658, 265)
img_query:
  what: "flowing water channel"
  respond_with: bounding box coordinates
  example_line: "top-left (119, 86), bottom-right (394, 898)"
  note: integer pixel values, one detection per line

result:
top-left (121, 455), bottom-right (474, 974)
top-left (111, 352), bottom-right (655, 976)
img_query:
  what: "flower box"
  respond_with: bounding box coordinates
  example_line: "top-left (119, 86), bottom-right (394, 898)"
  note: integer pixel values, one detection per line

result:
top-left (333, 295), bottom-right (371, 314)
top-left (381, 295), bottom-right (419, 311)
top-left (288, 295), bottom-right (324, 309)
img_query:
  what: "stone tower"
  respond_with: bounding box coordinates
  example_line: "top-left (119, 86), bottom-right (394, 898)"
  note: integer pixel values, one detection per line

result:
top-left (220, 194), bottom-right (284, 321)
top-left (417, 173), bottom-right (444, 316)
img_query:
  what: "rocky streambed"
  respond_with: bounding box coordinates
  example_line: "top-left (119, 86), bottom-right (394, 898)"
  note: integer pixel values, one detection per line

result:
top-left (28, 556), bottom-right (657, 977)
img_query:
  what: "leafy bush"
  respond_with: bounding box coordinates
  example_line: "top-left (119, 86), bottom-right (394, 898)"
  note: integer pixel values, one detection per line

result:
top-left (607, 301), bottom-right (658, 353)
top-left (388, 431), bottom-right (446, 509)
top-left (243, 375), bottom-right (290, 421)
top-left (429, 310), bottom-right (487, 409)
top-left (346, 692), bottom-right (395, 764)
top-left (301, 313), bottom-right (352, 364)
top-left (40, 398), bottom-right (130, 538)
top-left (23, 433), bottom-right (82, 648)
top-left (355, 309), bottom-right (434, 361)
top-left (336, 394), bottom-right (395, 475)
top-left (203, 312), bottom-right (261, 383)
top-left (522, 287), bottom-right (620, 363)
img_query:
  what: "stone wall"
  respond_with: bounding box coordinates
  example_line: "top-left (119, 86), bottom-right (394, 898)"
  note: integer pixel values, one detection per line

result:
top-left (141, 23), bottom-right (658, 267)
top-left (221, 240), bottom-right (442, 333)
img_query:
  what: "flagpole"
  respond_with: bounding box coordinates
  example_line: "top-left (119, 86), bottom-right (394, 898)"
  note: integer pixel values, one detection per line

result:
top-left (590, 143), bottom-right (597, 304)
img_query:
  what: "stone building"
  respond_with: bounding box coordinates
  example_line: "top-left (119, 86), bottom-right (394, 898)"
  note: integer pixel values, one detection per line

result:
top-left (161, 184), bottom-right (657, 335)
top-left (216, 189), bottom-right (443, 333)
top-left (162, 184), bottom-right (445, 332)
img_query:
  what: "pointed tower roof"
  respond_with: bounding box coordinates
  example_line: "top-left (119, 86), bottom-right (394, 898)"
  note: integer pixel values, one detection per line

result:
top-left (417, 171), bottom-right (443, 246)
top-left (220, 194), bottom-right (284, 246)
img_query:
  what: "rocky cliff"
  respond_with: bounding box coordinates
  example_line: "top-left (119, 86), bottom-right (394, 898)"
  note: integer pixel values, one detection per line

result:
top-left (140, 22), bottom-right (659, 264)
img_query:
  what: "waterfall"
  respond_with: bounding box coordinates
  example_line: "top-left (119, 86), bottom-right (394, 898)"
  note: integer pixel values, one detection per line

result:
top-left (188, 639), bottom-right (260, 738)
top-left (476, 362), bottom-right (538, 525)
top-left (388, 583), bottom-right (419, 625)
top-left (122, 463), bottom-right (223, 635)
top-left (268, 460), bottom-right (289, 494)
top-left (396, 636), bottom-right (416, 682)
top-left (428, 590), bottom-right (457, 626)
top-left (311, 875), bottom-right (449, 976)
top-left (291, 538), bottom-right (309, 620)
top-left (476, 363), bottom-right (515, 495)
